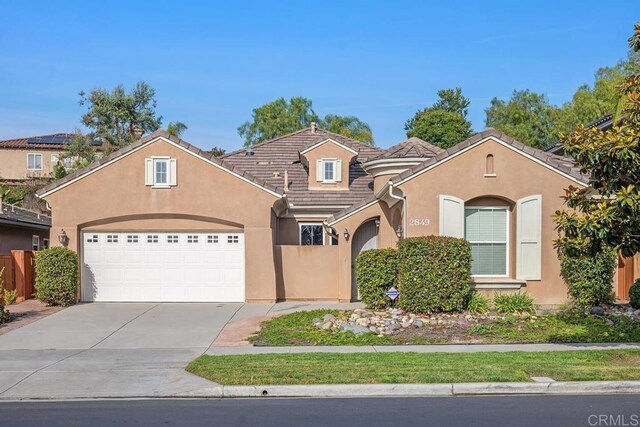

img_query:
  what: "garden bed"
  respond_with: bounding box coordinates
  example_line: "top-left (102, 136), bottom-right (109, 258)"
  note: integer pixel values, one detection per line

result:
top-left (249, 307), bottom-right (640, 346)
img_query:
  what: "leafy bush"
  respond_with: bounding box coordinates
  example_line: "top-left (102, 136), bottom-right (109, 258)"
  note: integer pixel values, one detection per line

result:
top-left (630, 279), bottom-right (640, 309)
top-left (560, 250), bottom-right (616, 308)
top-left (396, 236), bottom-right (472, 313)
top-left (493, 292), bottom-right (536, 315)
top-left (0, 304), bottom-right (12, 324)
top-left (356, 248), bottom-right (398, 309)
top-left (467, 292), bottom-right (490, 314)
top-left (35, 247), bottom-right (79, 306)
top-left (1, 288), bottom-right (17, 305)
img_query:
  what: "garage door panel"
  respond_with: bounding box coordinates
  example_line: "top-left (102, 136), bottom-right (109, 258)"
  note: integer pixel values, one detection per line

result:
top-left (82, 232), bottom-right (245, 302)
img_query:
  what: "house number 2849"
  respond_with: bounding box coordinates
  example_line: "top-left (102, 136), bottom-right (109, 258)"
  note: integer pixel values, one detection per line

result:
top-left (409, 218), bottom-right (430, 226)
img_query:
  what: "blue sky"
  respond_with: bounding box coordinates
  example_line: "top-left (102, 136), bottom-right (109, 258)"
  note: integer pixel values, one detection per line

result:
top-left (0, 1), bottom-right (637, 151)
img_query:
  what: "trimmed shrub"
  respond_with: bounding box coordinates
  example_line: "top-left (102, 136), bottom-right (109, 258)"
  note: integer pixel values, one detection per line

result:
top-left (35, 247), bottom-right (79, 306)
top-left (397, 236), bottom-right (472, 313)
top-left (467, 292), bottom-right (490, 314)
top-left (630, 279), bottom-right (640, 309)
top-left (356, 248), bottom-right (398, 309)
top-left (1, 288), bottom-right (17, 305)
top-left (0, 304), bottom-right (11, 324)
top-left (493, 292), bottom-right (536, 315)
top-left (560, 250), bottom-right (616, 308)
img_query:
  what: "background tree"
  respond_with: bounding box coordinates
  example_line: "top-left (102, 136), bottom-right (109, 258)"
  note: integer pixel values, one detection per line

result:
top-left (554, 23), bottom-right (640, 258)
top-left (405, 87), bottom-right (473, 148)
top-left (238, 96), bottom-right (375, 146)
top-left (63, 132), bottom-right (98, 169)
top-left (166, 121), bottom-right (188, 138)
top-left (238, 97), bottom-right (318, 146)
top-left (319, 114), bottom-right (374, 145)
top-left (207, 147), bottom-right (226, 157)
top-left (485, 90), bottom-right (557, 149)
top-left (80, 81), bottom-right (162, 150)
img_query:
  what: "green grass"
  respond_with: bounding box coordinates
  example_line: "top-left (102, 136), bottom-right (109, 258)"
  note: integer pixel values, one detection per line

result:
top-left (187, 350), bottom-right (640, 385)
top-left (249, 309), bottom-right (640, 346)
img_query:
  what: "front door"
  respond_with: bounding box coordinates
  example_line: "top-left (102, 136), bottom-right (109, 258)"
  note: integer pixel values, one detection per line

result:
top-left (351, 220), bottom-right (379, 301)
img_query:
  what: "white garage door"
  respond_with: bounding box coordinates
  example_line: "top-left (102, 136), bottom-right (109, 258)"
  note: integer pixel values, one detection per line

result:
top-left (82, 232), bottom-right (245, 302)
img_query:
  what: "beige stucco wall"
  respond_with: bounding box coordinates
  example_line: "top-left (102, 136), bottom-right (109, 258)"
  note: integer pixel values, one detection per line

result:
top-left (43, 138), bottom-right (281, 302)
top-left (275, 245), bottom-right (339, 300)
top-left (397, 137), bottom-right (583, 305)
top-left (0, 148), bottom-right (66, 180)
top-left (303, 142), bottom-right (355, 191)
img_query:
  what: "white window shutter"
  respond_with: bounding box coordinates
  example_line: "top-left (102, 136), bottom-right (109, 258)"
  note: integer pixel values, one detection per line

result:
top-left (516, 195), bottom-right (542, 280)
top-left (145, 159), bottom-right (153, 186)
top-left (439, 195), bottom-right (465, 238)
top-left (335, 160), bottom-right (342, 182)
top-left (316, 160), bottom-right (323, 182)
top-left (169, 159), bottom-right (177, 186)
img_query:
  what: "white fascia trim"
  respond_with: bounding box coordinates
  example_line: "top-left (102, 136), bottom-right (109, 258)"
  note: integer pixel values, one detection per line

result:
top-left (38, 136), bottom-right (283, 199)
top-left (394, 137), bottom-right (589, 188)
top-left (299, 138), bottom-right (358, 156)
top-left (327, 199), bottom-right (380, 226)
top-left (281, 213), bottom-right (334, 219)
top-left (288, 204), bottom-right (351, 210)
top-left (362, 157), bottom-right (426, 169)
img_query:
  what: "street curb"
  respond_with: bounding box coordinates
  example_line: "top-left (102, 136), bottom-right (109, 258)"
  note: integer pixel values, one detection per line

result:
top-left (220, 381), bottom-right (640, 398)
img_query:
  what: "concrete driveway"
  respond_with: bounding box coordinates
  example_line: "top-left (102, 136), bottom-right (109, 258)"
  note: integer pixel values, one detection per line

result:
top-left (0, 303), bottom-right (250, 398)
top-left (0, 301), bottom-right (359, 399)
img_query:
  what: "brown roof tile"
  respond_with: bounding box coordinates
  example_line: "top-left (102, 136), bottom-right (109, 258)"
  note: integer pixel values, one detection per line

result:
top-left (370, 137), bottom-right (444, 160)
top-left (0, 133), bottom-right (74, 150)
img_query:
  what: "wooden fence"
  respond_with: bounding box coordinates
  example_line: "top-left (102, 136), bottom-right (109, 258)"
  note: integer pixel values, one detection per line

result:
top-left (0, 251), bottom-right (35, 303)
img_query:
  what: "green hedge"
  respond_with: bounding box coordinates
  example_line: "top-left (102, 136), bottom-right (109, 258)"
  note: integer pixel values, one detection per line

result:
top-left (397, 236), bottom-right (472, 313)
top-left (630, 279), bottom-right (640, 309)
top-left (560, 250), bottom-right (616, 308)
top-left (35, 247), bottom-right (79, 306)
top-left (356, 248), bottom-right (398, 309)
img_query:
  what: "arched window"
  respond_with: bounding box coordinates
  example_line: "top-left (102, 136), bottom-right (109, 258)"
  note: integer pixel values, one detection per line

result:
top-left (485, 154), bottom-right (495, 176)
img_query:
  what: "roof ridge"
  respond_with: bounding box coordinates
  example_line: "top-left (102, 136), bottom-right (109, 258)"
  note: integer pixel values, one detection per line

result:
top-left (1, 202), bottom-right (51, 218)
top-left (221, 127), bottom-right (314, 158)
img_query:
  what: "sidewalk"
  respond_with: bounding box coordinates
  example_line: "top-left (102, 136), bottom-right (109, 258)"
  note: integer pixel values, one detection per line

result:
top-left (206, 342), bottom-right (640, 355)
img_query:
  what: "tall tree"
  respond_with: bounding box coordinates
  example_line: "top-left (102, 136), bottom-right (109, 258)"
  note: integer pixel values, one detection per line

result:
top-left (554, 23), bottom-right (640, 258)
top-left (433, 87), bottom-right (470, 117)
top-left (405, 88), bottom-right (473, 148)
top-left (485, 90), bottom-right (557, 149)
top-left (207, 147), bottom-right (226, 157)
top-left (319, 115), bottom-right (374, 145)
top-left (166, 121), bottom-right (188, 138)
top-left (79, 81), bottom-right (162, 149)
top-left (238, 97), bottom-right (318, 146)
top-left (238, 96), bottom-right (375, 146)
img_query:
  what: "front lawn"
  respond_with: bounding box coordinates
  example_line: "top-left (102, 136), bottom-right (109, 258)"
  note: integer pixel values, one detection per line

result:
top-left (248, 309), bottom-right (640, 346)
top-left (187, 350), bottom-right (640, 385)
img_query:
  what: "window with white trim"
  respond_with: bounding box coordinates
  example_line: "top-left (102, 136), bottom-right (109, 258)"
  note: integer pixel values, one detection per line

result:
top-left (299, 223), bottom-right (324, 246)
top-left (32, 235), bottom-right (40, 251)
top-left (43, 238), bottom-right (49, 249)
top-left (465, 207), bottom-right (508, 276)
top-left (154, 159), bottom-right (168, 185)
top-left (51, 154), bottom-right (59, 163)
top-left (63, 157), bottom-right (73, 169)
top-left (27, 154), bottom-right (43, 170)
top-left (323, 160), bottom-right (336, 182)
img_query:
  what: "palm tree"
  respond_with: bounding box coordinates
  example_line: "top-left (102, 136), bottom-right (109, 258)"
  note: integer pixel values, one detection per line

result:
top-left (166, 121), bottom-right (188, 138)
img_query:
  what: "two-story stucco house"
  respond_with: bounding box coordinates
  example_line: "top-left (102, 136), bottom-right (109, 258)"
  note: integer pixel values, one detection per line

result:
top-left (37, 125), bottom-right (602, 306)
top-left (0, 133), bottom-right (89, 181)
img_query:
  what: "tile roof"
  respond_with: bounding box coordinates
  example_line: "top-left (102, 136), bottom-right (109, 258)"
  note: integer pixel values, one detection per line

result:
top-left (0, 133), bottom-right (74, 150)
top-left (36, 130), bottom-right (282, 197)
top-left (221, 127), bottom-right (384, 207)
top-left (544, 114), bottom-right (615, 154)
top-left (0, 203), bottom-right (51, 228)
top-left (391, 128), bottom-right (589, 185)
top-left (370, 137), bottom-right (444, 160)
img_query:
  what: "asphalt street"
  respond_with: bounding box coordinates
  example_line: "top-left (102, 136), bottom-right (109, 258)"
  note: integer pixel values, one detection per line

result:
top-left (0, 395), bottom-right (639, 426)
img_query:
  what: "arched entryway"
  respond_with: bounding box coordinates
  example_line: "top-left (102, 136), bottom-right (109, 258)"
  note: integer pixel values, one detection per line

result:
top-left (351, 219), bottom-right (379, 301)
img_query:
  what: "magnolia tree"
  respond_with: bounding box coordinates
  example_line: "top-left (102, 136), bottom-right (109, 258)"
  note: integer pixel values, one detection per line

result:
top-left (554, 23), bottom-right (640, 258)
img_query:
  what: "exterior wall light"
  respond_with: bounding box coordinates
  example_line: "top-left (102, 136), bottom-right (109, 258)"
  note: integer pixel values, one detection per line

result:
top-left (395, 226), bottom-right (403, 239)
top-left (58, 229), bottom-right (69, 246)
top-left (375, 219), bottom-right (380, 228)
top-left (343, 229), bottom-right (350, 240)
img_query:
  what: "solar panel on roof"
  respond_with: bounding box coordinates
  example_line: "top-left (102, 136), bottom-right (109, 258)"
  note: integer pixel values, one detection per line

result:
top-left (27, 135), bottom-right (72, 145)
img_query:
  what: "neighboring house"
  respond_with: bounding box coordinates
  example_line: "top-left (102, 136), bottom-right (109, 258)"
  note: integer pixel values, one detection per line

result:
top-left (544, 114), bottom-right (614, 156)
top-left (0, 202), bottom-right (51, 253)
top-left (37, 125), bottom-right (595, 305)
top-left (0, 133), bottom-right (92, 181)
